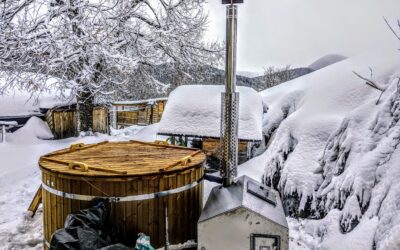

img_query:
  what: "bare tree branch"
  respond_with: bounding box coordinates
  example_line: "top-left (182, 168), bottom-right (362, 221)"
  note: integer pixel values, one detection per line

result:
top-left (384, 17), bottom-right (400, 41)
top-left (353, 71), bottom-right (384, 92)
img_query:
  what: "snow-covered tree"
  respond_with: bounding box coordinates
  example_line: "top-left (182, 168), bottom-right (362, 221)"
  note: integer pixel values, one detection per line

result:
top-left (262, 65), bottom-right (297, 89)
top-left (0, 0), bottom-right (222, 131)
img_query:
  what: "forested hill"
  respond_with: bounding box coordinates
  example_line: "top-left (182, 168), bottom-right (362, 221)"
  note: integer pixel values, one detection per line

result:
top-left (150, 63), bottom-right (259, 88)
top-left (151, 63), bottom-right (313, 91)
top-left (250, 67), bottom-right (314, 91)
top-left (114, 63), bottom-right (314, 101)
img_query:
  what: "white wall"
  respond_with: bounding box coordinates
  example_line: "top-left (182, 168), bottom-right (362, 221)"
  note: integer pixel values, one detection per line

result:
top-left (198, 207), bottom-right (289, 250)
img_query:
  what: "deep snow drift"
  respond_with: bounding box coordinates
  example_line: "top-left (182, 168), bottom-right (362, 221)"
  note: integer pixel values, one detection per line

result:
top-left (261, 47), bottom-right (400, 249)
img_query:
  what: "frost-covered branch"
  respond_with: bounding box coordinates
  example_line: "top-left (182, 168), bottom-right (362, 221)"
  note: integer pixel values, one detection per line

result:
top-left (384, 17), bottom-right (400, 41)
top-left (353, 70), bottom-right (384, 92)
top-left (353, 70), bottom-right (386, 104)
top-left (0, 0), bottom-right (223, 131)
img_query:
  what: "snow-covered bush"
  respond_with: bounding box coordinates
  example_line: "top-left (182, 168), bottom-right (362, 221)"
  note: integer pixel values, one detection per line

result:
top-left (317, 75), bottom-right (400, 241)
top-left (261, 47), bottom-right (400, 248)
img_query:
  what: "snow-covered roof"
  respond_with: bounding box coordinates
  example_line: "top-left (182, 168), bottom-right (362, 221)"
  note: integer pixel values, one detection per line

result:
top-left (0, 121), bottom-right (18, 126)
top-left (0, 72), bottom-right (75, 116)
top-left (157, 85), bottom-right (263, 141)
top-left (199, 175), bottom-right (288, 228)
top-left (113, 97), bottom-right (167, 105)
top-left (0, 90), bottom-right (75, 117)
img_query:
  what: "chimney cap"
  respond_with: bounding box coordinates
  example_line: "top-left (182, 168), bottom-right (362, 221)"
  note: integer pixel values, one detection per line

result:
top-left (222, 0), bottom-right (244, 4)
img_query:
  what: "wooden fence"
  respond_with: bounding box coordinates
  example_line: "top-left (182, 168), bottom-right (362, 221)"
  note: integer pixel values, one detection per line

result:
top-left (51, 110), bottom-right (77, 139)
top-left (113, 99), bottom-right (166, 128)
top-left (92, 107), bottom-right (109, 134)
top-left (48, 106), bottom-right (109, 139)
top-left (151, 100), bottom-right (166, 124)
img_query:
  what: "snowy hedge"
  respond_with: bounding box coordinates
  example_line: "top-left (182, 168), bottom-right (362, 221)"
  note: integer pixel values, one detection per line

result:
top-left (260, 47), bottom-right (400, 249)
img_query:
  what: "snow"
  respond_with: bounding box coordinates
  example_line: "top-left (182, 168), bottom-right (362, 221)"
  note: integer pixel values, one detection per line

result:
top-left (0, 120), bottom-right (164, 249)
top-left (237, 71), bottom-right (263, 78)
top-left (260, 46), bottom-right (400, 249)
top-left (158, 85), bottom-right (263, 141)
top-left (36, 91), bottom-right (75, 110)
top-left (2, 47), bottom-right (400, 249)
top-left (261, 47), bottom-right (400, 209)
top-left (0, 89), bottom-right (75, 117)
top-left (0, 121), bottom-right (18, 126)
top-left (112, 97), bottom-right (167, 105)
top-left (0, 73), bottom-right (75, 117)
top-left (0, 91), bottom-right (43, 117)
top-left (308, 54), bottom-right (348, 71)
top-left (200, 175), bottom-right (288, 229)
top-left (10, 117), bottom-right (54, 143)
top-left (288, 210), bottom-right (378, 250)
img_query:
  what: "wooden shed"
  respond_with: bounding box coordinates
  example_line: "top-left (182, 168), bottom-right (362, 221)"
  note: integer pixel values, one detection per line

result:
top-left (111, 98), bottom-right (167, 128)
top-left (46, 105), bottom-right (109, 139)
top-left (157, 85), bottom-right (264, 169)
top-left (39, 140), bottom-right (205, 249)
top-left (201, 137), bottom-right (250, 166)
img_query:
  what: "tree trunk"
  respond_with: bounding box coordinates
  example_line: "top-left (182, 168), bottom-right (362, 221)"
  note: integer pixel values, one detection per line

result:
top-left (77, 89), bottom-right (94, 133)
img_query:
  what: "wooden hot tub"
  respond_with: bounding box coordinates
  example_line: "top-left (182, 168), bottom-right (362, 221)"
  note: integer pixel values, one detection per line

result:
top-left (39, 140), bottom-right (205, 249)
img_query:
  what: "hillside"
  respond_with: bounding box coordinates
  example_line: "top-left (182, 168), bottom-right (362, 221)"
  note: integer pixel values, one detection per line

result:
top-left (112, 63), bottom-right (313, 101)
top-left (259, 47), bottom-right (400, 249)
top-left (251, 67), bottom-right (314, 91)
top-left (308, 54), bottom-right (348, 71)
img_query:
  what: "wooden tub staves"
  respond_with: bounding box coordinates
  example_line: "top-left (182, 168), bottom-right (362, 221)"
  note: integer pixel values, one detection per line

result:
top-left (39, 140), bottom-right (206, 249)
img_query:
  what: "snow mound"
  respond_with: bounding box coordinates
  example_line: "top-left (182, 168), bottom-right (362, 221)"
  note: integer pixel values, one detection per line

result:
top-left (110, 125), bottom-right (144, 137)
top-left (10, 117), bottom-right (54, 143)
top-left (308, 54), bottom-right (347, 71)
top-left (131, 123), bottom-right (162, 142)
top-left (158, 85), bottom-right (263, 141)
top-left (288, 210), bottom-right (378, 250)
top-left (260, 47), bottom-right (400, 248)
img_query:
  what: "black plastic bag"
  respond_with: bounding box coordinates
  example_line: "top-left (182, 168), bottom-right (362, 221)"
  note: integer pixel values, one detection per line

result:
top-left (50, 202), bottom-right (130, 250)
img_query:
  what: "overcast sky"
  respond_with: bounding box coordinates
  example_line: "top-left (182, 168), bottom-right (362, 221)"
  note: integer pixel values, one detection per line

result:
top-left (205, 0), bottom-right (400, 72)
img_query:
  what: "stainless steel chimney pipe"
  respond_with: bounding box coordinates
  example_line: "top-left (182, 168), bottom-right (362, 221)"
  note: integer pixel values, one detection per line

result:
top-left (221, 4), bottom-right (239, 187)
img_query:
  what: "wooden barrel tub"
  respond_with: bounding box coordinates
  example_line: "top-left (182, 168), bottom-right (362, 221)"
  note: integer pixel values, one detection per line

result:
top-left (38, 140), bottom-right (205, 249)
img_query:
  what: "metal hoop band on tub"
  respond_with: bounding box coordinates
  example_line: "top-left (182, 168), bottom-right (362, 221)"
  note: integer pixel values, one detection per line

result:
top-left (41, 176), bottom-right (204, 203)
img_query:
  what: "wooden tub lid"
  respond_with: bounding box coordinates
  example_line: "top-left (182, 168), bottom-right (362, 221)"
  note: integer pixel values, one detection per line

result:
top-left (39, 140), bottom-right (206, 177)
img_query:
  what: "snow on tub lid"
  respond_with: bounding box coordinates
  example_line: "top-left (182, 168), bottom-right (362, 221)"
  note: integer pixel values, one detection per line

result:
top-left (157, 85), bottom-right (263, 141)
